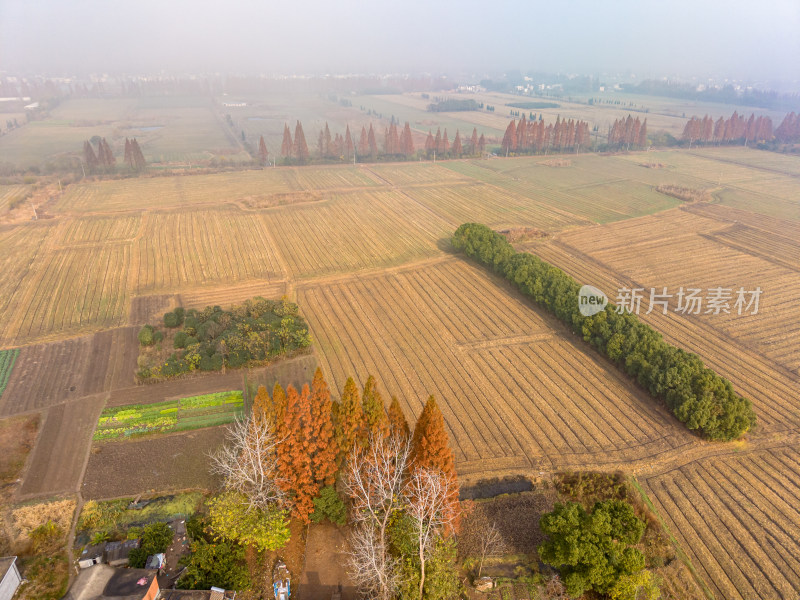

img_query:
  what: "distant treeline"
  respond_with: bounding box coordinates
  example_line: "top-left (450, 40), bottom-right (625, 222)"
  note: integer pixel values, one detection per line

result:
top-left (682, 111), bottom-right (773, 146)
top-left (506, 101), bottom-right (560, 109)
top-left (607, 115), bottom-right (648, 149)
top-left (451, 223), bottom-right (756, 442)
top-left (624, 80), bottom-right (800, 112)
top-left (427, 99), bottom-right (479, 112)
top-left (501, 115), bottom-right (591, 154)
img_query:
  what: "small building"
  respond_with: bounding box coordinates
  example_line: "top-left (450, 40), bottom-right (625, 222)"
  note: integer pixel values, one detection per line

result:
top-left (104, 539), bottom-right (140, 567)
top-left (79, 544), bottom-right (106, 569)
top-left (63, 565), bottom-right (160, 600)
top-left (0, 557), bottom-right (22, 600)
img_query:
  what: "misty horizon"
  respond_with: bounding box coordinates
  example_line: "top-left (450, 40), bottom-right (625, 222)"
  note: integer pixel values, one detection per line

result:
top-left (2, 0), bottom-right (799, 88)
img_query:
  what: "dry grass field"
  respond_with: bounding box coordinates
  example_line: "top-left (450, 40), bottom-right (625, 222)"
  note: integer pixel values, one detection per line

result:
top-left (0, 146), bottom-right (798, 598)
top-left (298, 258), bottom-right (697, 475)
top-left (640, 445), bottom-right (800, 600)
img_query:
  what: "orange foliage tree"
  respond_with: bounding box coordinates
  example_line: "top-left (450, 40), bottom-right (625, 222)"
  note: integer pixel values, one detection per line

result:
top-left (410, 395), bottom-right (460, 531)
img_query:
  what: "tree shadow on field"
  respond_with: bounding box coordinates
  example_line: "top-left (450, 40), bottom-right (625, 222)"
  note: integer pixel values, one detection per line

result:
top-left (436, 236), bottom-right (456, 254)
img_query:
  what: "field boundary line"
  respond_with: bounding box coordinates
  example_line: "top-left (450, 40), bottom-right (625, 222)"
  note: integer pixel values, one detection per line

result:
top-left (700, 230), bottom-right (800, 274)
top-left (630, 476), bottom-right (716, 600)
top-left (293, 254), bottom-right (454, 290)
top-left (684, 150), bottom-right (800, 180)
top-left (456, 332), bottom-right (555, 351)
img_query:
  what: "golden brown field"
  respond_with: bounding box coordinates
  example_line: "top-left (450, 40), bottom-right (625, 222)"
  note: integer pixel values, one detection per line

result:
top-left (0, 146), bottom-right (798, 598)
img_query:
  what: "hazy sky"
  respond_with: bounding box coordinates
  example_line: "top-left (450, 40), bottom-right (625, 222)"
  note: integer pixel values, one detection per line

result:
top-left (2, 0), bottom-right (799, 84)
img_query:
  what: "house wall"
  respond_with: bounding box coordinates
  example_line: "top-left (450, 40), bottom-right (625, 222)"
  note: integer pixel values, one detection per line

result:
top-left (0, 560), bottom-right (21, 600)
top-left (142, 576), bottom-right (160, 600)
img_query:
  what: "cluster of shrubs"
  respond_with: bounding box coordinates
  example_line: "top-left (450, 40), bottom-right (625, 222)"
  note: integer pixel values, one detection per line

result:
top-left (452, 223), bottom-right (756, 441)
top-left (137, 297), bottom-right (312, 380)
top-left (127, 522), bottom-right (173, 568)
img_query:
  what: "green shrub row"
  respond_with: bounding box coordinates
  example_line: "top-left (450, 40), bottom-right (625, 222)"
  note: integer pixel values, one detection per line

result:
top-left (452, 223), bottom-right (756, 441)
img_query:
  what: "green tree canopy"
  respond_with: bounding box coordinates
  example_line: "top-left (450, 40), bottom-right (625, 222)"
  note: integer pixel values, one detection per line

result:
top-left (538, 500), bottom-right (648, 598)
top-left (177, 539), bottom-right (250, 591)
top-left (207, 491), bottom-right (290, 552)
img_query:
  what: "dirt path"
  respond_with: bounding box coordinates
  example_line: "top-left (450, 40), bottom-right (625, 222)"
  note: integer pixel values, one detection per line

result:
top-left (296, 523), bottom-right (357, 600)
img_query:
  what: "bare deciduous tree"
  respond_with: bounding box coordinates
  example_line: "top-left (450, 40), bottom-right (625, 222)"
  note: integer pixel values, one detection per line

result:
top-left (346, 522), bottom-right (402, 600)
top-left (475, 522), bottom-right (506, 578)
top-left (342, 434), bottom-right (411, 600)
top-left (407, 467), bottom-right (458, 600)
top-left (209, 415), bottom-right (287, 511)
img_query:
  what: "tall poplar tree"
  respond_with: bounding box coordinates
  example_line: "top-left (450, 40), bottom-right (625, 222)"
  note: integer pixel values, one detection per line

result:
top-left (367, 124), bottom-right (378, 157)
top-left (281, 123), bottom-right (293, 158)
top-left (309, 368), bottom-right (338, 488)
top-left (361, 375), bottom-right (388, 445)
top-left (410, 396), bottom-right (460, 530)
top-left (402, 122), bottom-right (415, 156)
top-left (258, 135), bottom-right (269, 165)
top-left (387, 396), bottom-right (410, 442)
top-left (294, 121), bottom-right (309, 163)
top-left (452, 130), bottom-right (462, 157)
top-left (335, 377), bottom-right (362, 466)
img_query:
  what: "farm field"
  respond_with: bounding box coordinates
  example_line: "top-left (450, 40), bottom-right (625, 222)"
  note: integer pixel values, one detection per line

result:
top-left (82, 427), bottom-right (225, 499)
top-left (297, 257), bottom-right (698, 475)
top-left (93, 390), bottom-right (244, 441)
top-left (0, 146), bottom-right (797, 599)
top-left (132, 208), bottom-right (286, 293)
top-left (530, 202), bottom-right (800, 381)
top-left (640, 444), bottom-right (800, 600)
top-left (55, 164), bottom-right (380, 213)
top-left (7, 148), bottom-right (779, 346)
top-left (0, 328), bottom-right (137, 415)
top-left (0, 185), bottom-right (29, 212)
top-left (261, 189), bottom-right (451, 278)
top-left (0, 96), bottom-right (246, 169)
top-left (19, 394), bottom-right (107, 498)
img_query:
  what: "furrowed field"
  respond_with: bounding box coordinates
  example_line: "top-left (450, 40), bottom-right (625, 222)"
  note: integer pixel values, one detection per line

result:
top-left (640, 445), bottom-right (800, 600)
top-left (0, 144), bottom-right (799, 599)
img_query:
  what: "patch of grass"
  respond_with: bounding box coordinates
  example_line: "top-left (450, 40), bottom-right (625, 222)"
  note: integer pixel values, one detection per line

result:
top-left (93, 391), bottom-right (243, 441)
top-left (78, 492), bottom-right (204, 539)
top-left (0, 348), bottom-right (19, 399)
top-left (15, 552), bottom-right (69, 600)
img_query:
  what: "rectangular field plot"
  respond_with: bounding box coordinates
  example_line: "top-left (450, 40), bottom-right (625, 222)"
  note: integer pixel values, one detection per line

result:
top-left (686, 146), bottom-right (800, 177)
top-left (56, 170), bottom-right (295, 212)
top-left (367, 163), bottom-right (473, 186)
top-left (642, 446), bottom-right (800, 600)
top-left (262, 190), bottom-right (451, 278)
top-left (298, 258), bottom-right (695, 473)
top-left (555, 209), bottom-right (800, 376)
top-left (133, 209), bottom-right (286, 294)
top-left (55, 214), bottom-right (141, 245)
top-left (440, 158), bottom-right (697, 224)
top-left (6, 244), bottom-right (131, 344)
top-left (531, 233), bottom-right (800, 435)
top-left (55, 167), bottom-right (380, 214)
top-left (0, 224), bottom-right (50, 342)
top-left (94, 390), bottom-right (244, 441)
top-left (283, 166), bottom-right (380, 189)
top-left (404, 183), bottom-right (585, 230)
top-left (715, 186), bottom-right (800, 222)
